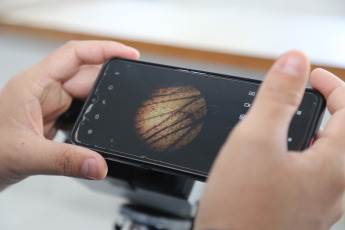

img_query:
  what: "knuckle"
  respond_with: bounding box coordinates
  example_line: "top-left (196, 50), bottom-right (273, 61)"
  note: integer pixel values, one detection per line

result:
top-left (64, 40), bottom-right (79, 48)
top-left (60, 41), bottom-right (80, 54)
top-left (284, 88), bottom-right (303, 107)
top-left (266, 83), bottom-right (302, 107)
top-left (55, 148), bottom-right (75, 177)
top-left (336, 204), bottom-right (345, 220)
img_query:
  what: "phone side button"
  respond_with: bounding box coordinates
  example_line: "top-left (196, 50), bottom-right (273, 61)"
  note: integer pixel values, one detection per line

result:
top-left (309, 137), bottom-right (315, 147)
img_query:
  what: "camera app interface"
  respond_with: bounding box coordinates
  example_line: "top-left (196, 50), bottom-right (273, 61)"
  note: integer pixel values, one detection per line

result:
top-left (73, 59), bottom-right (319, 174)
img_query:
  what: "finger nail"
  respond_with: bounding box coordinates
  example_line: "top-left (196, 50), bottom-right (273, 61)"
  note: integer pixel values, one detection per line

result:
top-left (276, 51), bottom-right (307, 77)
top-left (124, 45), bottom-right (140, 58)
top-left (82, 158), bottom-right (98, 180)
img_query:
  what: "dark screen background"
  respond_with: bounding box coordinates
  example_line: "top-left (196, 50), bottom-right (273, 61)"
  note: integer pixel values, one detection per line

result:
top-left (73, 59), bottom-right (318, 175)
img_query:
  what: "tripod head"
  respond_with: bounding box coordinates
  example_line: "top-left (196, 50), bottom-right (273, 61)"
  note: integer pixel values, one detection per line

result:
top-left (58, 99), bottom-right (205, 229)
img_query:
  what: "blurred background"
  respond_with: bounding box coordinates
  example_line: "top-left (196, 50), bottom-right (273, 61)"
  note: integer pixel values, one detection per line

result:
top-left (0, 0), bottom-right (344, 229)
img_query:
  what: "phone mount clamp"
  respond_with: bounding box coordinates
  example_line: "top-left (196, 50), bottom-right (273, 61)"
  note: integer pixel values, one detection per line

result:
top-left (58, 100), bottom-right (205, 230)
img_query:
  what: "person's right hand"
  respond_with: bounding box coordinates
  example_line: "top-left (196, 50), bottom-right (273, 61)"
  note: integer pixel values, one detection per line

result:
top-left (194, 50), bottom-right (345, 230)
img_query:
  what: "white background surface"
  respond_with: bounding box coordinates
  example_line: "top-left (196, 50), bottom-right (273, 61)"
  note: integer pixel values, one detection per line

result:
top-left (1, 0), bottom-right (345, 229)
top-left (0, 27), bottom-right (344, 230)
top-left (0, 0), bottom-right (345, 68)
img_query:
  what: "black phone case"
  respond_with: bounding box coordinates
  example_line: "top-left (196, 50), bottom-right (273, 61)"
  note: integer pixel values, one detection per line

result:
top-left (70, 58), bottom-right (326, 181)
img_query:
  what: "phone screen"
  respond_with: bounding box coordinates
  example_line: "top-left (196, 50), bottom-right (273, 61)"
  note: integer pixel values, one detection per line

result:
top-left (72, 58), bottom-right (324, 178)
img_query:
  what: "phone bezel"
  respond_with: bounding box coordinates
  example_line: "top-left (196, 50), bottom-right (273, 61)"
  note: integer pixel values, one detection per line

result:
top-left (70, 57), bottom-right (326, 181)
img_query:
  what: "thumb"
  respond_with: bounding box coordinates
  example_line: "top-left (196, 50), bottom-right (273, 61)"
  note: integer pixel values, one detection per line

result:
top-left (27, 137), bottom-right (108, 180)
top-left (246, 50), bottom-right (310, 144)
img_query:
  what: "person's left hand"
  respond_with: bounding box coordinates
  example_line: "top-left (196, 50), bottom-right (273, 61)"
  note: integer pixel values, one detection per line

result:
top-left (0, 40), bottom-right (140, 191)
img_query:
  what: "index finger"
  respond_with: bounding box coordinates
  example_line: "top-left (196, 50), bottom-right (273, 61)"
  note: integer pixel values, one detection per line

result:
top-left (310, 68), bottom-right (345, 114)
top-left (309, 68), bottom-right (345, 152)
top-left (39, 40), bottom-right (140, 81)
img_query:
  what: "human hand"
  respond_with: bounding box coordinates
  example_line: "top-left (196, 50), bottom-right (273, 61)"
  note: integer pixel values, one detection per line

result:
top-left (0, 40), bottom-right (139, 191)
top-left (194, 50), bottom-right (345, 230)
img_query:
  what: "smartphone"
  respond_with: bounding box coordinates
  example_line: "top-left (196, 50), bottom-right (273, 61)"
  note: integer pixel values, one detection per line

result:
top-left (70, 58), bottom-right (325, 181)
